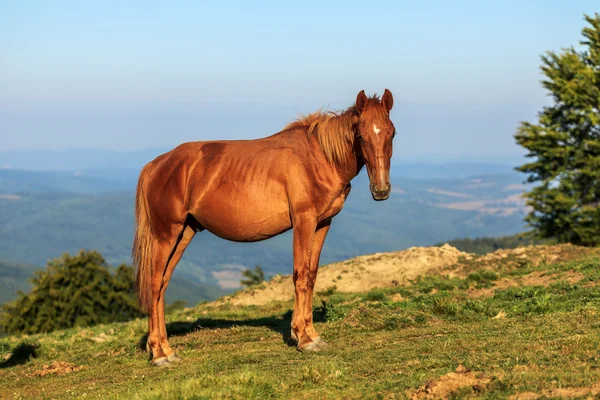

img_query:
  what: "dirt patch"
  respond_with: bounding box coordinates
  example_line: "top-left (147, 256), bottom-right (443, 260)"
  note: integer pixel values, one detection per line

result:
top-left (213, 244), bottom-right (468, 306)
top-left (409, 365), bottom-right (491, 399)
top-left (389, 293), bottom-right (404, 302)
top-left (210, 244), bottom-right (598, 307)
top-left (26, 361), bottom-right (83, 377)
top-left (469, 270), bottom-right (586, 298)
top-left (448, 244), bottom-right (600, 277)
top-left (510, 382), bottom-right (600, 399)
top-left (89, 333), bottom-right (112, 343)
top-left (510, 393), bottom-right (539, 400)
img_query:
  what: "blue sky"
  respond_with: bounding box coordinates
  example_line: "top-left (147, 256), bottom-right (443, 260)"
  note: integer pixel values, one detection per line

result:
top-left (0, 1), bottom-right (598, 161)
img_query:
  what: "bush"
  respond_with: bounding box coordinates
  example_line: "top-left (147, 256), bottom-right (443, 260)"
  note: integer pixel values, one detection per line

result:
top-left (1, 250), bottom-right (143, 335)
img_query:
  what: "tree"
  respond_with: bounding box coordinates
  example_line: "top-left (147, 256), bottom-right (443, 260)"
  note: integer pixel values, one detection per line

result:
top-left (240, 265), bottom-right (265, 288)
top-left (515, 13), bottom-right (600, 246)
top-left (1, 250), bottom-right (143, 335)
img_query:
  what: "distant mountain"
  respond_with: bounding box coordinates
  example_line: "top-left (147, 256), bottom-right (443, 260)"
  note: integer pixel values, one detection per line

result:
top-left (0, 147), bottom-right (524, 181)
top-left (0, 260), bottom-right (39, 305)
top-left (391, 162), bottom-right (521, 180)
top-left (0, 168), bottom-right (529, 295)
top-left (0, 169), bottom-right (133, 194)
top-left (0, 148), bottom-right (168, 171)
top-left (0, 158), bottom-right (531, 307)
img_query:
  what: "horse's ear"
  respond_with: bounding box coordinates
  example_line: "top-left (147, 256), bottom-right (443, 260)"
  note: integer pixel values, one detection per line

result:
top-left (356, 90), bottom-right (368, 114)
top-left (382, 89), bottom-right (394, 111)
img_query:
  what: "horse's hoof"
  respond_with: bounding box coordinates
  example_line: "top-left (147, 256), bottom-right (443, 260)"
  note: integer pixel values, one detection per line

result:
top-left (314, 337), bottom-right (329, 348)
top-left (167, 353), bottom-right (183, 363)
top-left (152, 356), bottom-right (171, 367)
top-left (297, 341), bottom-right (321, 353)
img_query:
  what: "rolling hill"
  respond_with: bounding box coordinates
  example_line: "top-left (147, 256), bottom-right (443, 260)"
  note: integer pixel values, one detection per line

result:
top-left (0, 260), bottom-right (39, 305)
top-left (0, 162), bottom-right (531, 306)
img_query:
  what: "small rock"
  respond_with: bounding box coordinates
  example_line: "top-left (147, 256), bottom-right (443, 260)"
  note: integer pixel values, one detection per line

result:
top-left (456, 364), bottom-right (470, 374)
top-left (89, 333), bottom-right (109, 343)
top-left (472, 384), bottom-right (485, 392)
top-left (493, 311), bottom-right (507, 319)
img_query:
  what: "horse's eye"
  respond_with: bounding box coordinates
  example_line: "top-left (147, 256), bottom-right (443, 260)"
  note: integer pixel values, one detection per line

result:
top-left (357, 134), bottom-right (365, 143)
top-left (392, 130), bottom-right (397, 138)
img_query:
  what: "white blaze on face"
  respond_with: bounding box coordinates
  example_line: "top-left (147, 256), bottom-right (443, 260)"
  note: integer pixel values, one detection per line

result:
top-left (373, 124), bottom-right (381, 135)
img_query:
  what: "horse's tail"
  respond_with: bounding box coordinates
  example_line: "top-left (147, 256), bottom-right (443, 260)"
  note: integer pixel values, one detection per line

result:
top-left (132, 163), bottom-right (153, 313)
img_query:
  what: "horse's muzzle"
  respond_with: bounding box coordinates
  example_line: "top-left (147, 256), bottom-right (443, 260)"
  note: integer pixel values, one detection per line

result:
top-left (370, 182), bottom-right (391, 201)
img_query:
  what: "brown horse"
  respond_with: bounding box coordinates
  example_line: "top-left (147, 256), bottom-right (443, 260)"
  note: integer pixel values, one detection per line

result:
top-left (133, 89), bottom-right (396, 366)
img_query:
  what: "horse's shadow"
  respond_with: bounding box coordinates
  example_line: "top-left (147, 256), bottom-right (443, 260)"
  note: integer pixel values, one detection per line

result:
top-left (137, 309), bottom-right (297, 352)
top-left (0, 342), bottom-right (38, 369)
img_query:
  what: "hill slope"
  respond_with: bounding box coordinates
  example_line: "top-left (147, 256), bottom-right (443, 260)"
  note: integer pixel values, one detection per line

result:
top-left (1, 244), bottom-right (599, 399)
top-left (215, 244), bottom-right (468, 306)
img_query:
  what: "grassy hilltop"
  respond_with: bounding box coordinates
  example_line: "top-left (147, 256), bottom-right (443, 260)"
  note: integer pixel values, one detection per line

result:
top-left (1, 244), bottom-right (600, 399)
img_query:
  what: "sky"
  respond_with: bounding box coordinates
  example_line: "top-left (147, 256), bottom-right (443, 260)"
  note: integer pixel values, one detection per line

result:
top-left (0, 1), bottom-right (598, 162)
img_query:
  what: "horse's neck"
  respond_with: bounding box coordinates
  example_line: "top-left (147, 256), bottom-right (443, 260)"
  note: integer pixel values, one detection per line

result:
top-left (334, 145), bottom-right (365, 186)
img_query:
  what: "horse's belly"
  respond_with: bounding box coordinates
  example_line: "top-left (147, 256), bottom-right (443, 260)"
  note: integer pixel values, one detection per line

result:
top-left (190, 198), bottom-right (291, 242)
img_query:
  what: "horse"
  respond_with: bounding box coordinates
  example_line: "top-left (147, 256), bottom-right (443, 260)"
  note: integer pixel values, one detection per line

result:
top-left (133, 89), bottom-right (396, 366)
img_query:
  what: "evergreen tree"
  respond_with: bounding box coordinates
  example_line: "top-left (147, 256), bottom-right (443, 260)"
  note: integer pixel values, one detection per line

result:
top-left (240, 265), bottom-right (265, 288)
top-left (515, 13), bottom-right (600, 246)
top-left (1, 250), bottom-right (143, 334)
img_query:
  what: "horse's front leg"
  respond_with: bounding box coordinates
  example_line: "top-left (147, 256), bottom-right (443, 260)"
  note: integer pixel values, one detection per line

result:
top-left (303, 184), bottom-right (351, 348)
top-left (303, 220), bottom-right (331, 347)
top-left (291, 213), bottom-right (319, 352)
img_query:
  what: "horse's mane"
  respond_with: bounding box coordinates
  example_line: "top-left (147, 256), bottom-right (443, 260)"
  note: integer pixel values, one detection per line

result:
top-left (285, 95), bottom-right (384, 164)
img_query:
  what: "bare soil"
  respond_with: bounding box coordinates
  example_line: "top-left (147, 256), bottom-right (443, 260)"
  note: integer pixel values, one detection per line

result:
top-left (409, 365), bottom-right (491, 399)
top-left (214, 244), bottom-right (467, 306)
top-left (25, 361), bottom-right (84, 377)
top-left (215, 244), bottom-right (600, 306)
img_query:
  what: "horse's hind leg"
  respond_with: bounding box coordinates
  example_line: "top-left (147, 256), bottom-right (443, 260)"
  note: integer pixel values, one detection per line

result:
top-left (146, 239), bottom-right (176, 366)
top-left (147, 219), bottom-right (196, 366)
top-left (156, 218), bottom-right (199, 363)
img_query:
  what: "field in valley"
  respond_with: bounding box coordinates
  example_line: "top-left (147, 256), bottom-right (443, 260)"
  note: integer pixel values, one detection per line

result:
top-left (1, 244), bottom-right (600, 399)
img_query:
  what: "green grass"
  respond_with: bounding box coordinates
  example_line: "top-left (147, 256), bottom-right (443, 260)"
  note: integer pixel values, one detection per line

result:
top-left (1, 252), bottom-right (600, 399)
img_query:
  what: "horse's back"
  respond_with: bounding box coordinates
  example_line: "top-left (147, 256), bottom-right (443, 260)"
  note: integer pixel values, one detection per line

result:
top-left (141, 136), bottom-right (306, 241)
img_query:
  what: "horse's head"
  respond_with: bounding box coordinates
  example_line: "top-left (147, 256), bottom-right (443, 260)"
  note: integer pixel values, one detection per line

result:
top-left (354, 89), bottom-right (395, 201)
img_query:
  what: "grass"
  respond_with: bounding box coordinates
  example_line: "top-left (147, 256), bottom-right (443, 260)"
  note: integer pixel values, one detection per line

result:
top-left (1, 250), bottom-right (600, 399)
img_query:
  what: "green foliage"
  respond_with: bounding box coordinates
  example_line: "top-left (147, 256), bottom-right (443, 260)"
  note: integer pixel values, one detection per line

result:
top-left (165, 300), bottom-right (187, 315)
top-left (240, 265), bottom-right (265, 288)
top-left (1, 250), bottom-right (143, 335)
top-left (364, 288), bottom-right (388, 302)
top-left (316, 285), bottom-right (337, 296)
top-left (464, 270), bottom-right (499, 288)
top-left (515, 13), bottom-right (600, 246)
